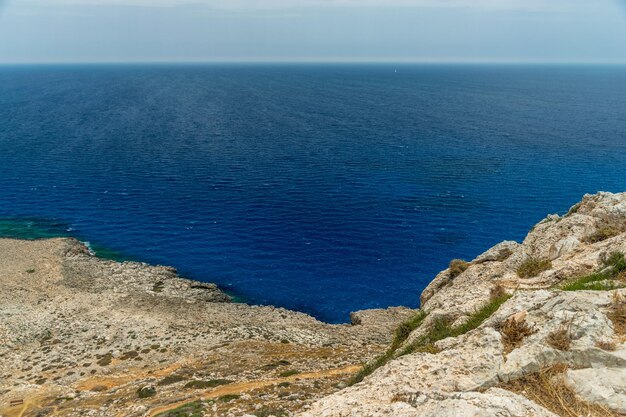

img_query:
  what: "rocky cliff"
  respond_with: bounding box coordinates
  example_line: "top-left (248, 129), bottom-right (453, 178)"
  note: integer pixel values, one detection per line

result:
top-left (302, 191), bottom-right (626, 417)
top-left (1, 192), bottom-right (625, 417)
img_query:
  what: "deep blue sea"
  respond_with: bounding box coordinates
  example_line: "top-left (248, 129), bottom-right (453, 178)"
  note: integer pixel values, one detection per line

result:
top-left (1, 64), bottom-right (625, 322)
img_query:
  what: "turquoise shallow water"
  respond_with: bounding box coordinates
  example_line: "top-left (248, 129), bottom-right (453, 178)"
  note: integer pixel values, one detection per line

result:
top-left (1, 64), bottom-right (626, 322)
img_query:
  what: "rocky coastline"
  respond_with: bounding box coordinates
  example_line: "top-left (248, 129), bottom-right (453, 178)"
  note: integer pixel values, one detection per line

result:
top-left (1, 191), bottom-right (626, 416)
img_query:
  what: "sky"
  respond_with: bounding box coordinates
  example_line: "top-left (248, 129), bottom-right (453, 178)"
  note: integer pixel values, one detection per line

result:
top-left (0, 0), bottom-right (625, 63)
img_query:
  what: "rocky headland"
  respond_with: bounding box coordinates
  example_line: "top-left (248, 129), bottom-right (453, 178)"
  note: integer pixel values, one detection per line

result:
top-left (1, 191), bottom-right (626, 417)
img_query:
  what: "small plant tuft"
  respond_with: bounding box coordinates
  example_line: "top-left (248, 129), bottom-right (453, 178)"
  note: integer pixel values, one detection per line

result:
top-left (152, 281), bottom-right (165, 293)
top-left (596, 340), bottom-right (616, 351)
top-left (608, 291), bottom-right (626, 335)
top-left (490, 283), bottom-right (508, 302)
top-left (137, 386), bottom-right (156, 399)
top-left (218, 394), bottom-right (240, 403)
top-left (449, 259), bottom-right (470, 278)
top-left (517, 257), bottom-right (552, 278)
top-left (547, 326), bottom-right (572, 351)
top-left (496, 316), bottom-right (536, 354)
top-left (586, 227), bottom-right (621, 243)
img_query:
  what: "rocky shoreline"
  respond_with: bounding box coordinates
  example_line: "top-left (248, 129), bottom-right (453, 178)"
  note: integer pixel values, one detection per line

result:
top-left (0, 237), bottom-right (413, 417)
top-left (1, 191), bottom-right (626, 416)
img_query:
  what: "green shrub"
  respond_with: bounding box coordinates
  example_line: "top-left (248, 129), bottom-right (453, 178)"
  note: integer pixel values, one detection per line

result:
top-left (152, 281), bottom-right (165, 293)
top-left (390, 310), bottom-right (427, 351)
top-left (157, 374), bottom-right (186, 386)
top-left (184, 379), bottom-right (231, 389)
top-left (517, 257), bottom-right (552, 278)
top-left (562, 252), bottom-right (626, 291)
top-left (350, 310), bottom-right (427, 385)
top-left (350, 294), bottom-right (510, 386)
top-left (218, 394), bottom-right (240, 402)
top-left (155, 401), bottom-right (203, 417)
top-left (401, 293), bottom-right (510, 356)
top-left (278, 370), bottom-right (299, 378)
top-left (137, 386), bottom-right (156, 399)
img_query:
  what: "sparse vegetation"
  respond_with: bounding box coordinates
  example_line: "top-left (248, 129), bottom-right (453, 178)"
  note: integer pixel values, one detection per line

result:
top-left (157, 374), bottom-right (186, 386)
top-left (349, 310), bottom-right (427, 385)
top-left (390, 310), bottom-right (428, 351)
top-left (490, 283), bottom-right (507, 301)
top-left (501, 364), bottom-right (618, 417)
top-left (496, 316), bottom-right (535, 354)
top-left (278, 370), bottom-right (299, 378)
top-left (120, 350), bottom-right (139, 360)
top-left (608, 291), bottom-right (626, 335)
top-left (596, 340), bottom-right (616, 351)
top-left (351, 293), bottom-right (510, 385)
top-left (517, 257), bottom-right (552, 278)
top-left (96, 352), bottom-right (113, 366)
top-left (402, 293), bottom-right (511, 357)
top-left (152, 281), bottom-right (165, 293)
top-left (562, 252), bottom-right (626, 291)
top-left (449, 259), bottom-right (470, 278)
top-left (565, 203), bottom-right (581, 217)
top-left (155, 401), bottom-right (203, 417)
top-left (137, 386), bottom-right (156, 399)
top-left (218, 394), bottom-right (240, 402)
top-left (184, 379), bottom-right (232, 389)
top-left (586, 227), bottom-right (621, 243)
top-left (547, 325), bottom-right (572, 351)
top-left (254, 408), bottom-right (288, 417)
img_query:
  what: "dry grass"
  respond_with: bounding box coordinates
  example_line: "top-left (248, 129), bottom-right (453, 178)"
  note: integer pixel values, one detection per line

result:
top-left (490, 283), bottom-right (507, 302)
top-left (449, 259), bottom-right (470, 278)
top-left (496, 316), bottom-right (535, 354)
top-left (595, 340), bottom-right (616, 351)
top-left (501, 364), bottom-right (619, 417)
top-left (608, 291), bottom-right (626, 335)
top-left (547, 328), bottom-right (571, 351)
top-left (586, 227), bottom-right (621, 243)
top-left (517, 257), bottom-right (552, 278)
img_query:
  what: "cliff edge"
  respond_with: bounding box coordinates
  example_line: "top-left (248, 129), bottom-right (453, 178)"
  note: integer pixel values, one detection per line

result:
top-left (1, 191), bottom-right (625, 417)
top-left (302, 191), bottom-right (626, 417)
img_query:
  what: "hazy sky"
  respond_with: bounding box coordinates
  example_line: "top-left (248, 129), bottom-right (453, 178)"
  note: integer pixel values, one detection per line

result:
top-left (1, 0), bottom-right (626, 63)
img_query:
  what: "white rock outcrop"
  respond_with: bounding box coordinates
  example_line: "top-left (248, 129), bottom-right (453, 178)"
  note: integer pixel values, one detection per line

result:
top-left (303, 192), bottom-right (626, 417)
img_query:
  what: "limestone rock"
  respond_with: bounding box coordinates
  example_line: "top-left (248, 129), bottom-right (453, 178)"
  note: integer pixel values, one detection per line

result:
top-left (474, 240), bottom-right (519, 264)
top-left (566, 367), bottom-right (626, 414)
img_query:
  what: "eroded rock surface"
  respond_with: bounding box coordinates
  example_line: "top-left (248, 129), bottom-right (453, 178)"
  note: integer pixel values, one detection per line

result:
top-left (302, 192), bottom-right (626, 417)
top-left (2, 191), bottom-right (626, 417)
top-left (0, 238), bottom-right (408, 417)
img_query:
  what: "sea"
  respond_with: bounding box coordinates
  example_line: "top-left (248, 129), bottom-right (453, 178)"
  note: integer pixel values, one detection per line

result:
top-left (1, 64), bottom-right (625, 323)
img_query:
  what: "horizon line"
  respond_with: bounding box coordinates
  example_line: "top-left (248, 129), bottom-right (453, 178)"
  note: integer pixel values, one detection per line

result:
top-left (2, 58), bottom-right (626, 66)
